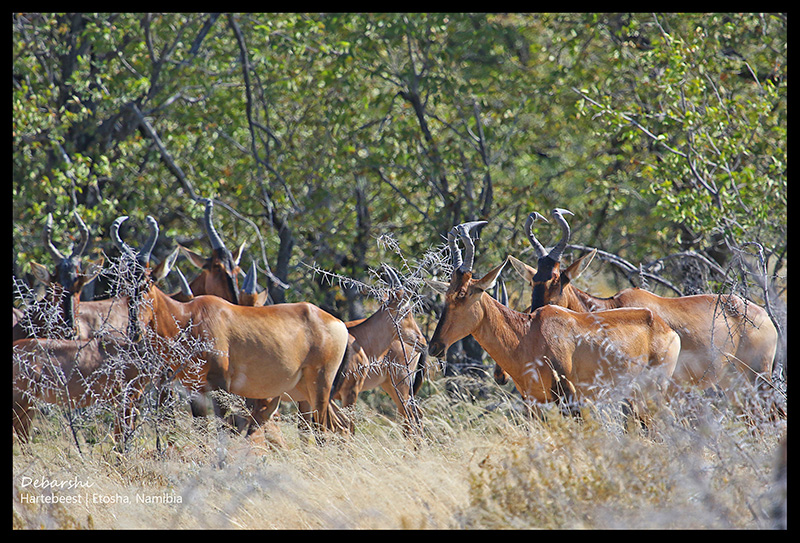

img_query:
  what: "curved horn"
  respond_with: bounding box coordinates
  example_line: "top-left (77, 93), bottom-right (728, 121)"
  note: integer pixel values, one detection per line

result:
top-left (138, 215), bottom-right (159, 265)
top-left (447, 229), bottom-right (463, 272)
top-left (381, 263), bottom-right (402, 288)
top-left (241, 262), bottom-right (258, 295)
top-left (110, 216), bottom-right (136, 259)
top-left (454, 220), bottom-right (488, 273)
top-left (524, 212), bottom-right (549, 259)
top-left (70, 211), bottom-right (90, 259)
top-left (548, 208), bottom-right (574, 262)
top-left (203, 198), bottom-right (226, 251)
top-left (43, 214), bottom-right (66, 261)
top-left (388, 266), bottom-right (403, 288)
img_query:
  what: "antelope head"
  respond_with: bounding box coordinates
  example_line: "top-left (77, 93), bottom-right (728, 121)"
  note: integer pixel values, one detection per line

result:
top-left (508, 208), bottom-right (595, 311)
top-left (28, 212), bottom-right (104, 333)
top-left (111, 215), bottom-right (177, 341)
top-left (427, 221), bottom-right (506, 358)
top-left (179, 198), bottom-right (244, 304)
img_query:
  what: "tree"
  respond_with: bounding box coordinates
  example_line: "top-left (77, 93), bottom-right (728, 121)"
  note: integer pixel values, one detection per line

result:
top-left (13, 13), bottom-right (786, 374)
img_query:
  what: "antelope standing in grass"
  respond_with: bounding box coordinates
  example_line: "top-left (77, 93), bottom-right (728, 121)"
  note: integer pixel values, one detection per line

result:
top-left (174, 198), bottom-right (292, 433)
top-left (507, 208), bottom-right (778, 395)
top-left (12, 247), bottom-right (178, 446)
top-left (13, 336), bottom-right (145, 445)
top-left (427, 221), bottom-right (680, 427)
top-left (112, 215), bottom-right (353, 434)
top-left (174, 198), bottom-right (256, 421)
top-left (334, 265), bottom-right (428, 435)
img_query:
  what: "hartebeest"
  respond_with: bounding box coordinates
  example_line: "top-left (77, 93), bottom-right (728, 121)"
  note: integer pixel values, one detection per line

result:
top-left (164, 261), bottom-right (284, 439)
top-left (112, 215), bottom-right (353, 434)
top-left (12, 251), bottom-right (190, 446)
top-left (427, 222), bottom-right (680, 426)
top-left (178, 198), bottom-right (245, 304)
top-left (507, 208), bottom-right (778, 393)
top-left (175, 198), bottom-right (257, 421)
top-left (231, 262), bottom-right (282, 435)
top-left (334, 265), bottom-right (428, 434)
top-left (13, 336), bottom-right (150, 445)
top-left (177, 199), bottom-right (286, 430)
top-left (14, 213), bottom-right (103, 341)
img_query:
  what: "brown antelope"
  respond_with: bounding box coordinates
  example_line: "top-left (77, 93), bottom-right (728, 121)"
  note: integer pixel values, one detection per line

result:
top-left (172, 261), bottom-right (285, 441)
top-left (507, 208), bottom-right (779, 394)
top-left (12, 253), bottom-right (187, 446)
top-left (175, 198), bottom-right (256, 420)
top-left (112, 215), bottom-right (353, 434)
top-left (14, 213), bottom-right (103, 341)
top-left (13, 336), bottom-right (151, 446)
top-left (334, 265), bottom-right (428, 435)
top-left (427, 221), bottom-right (681, 427)
top-left (176, 199), bottom-right (282, 429)
top-left (232, 262), bottom-right (282, 435)
top-left (178, 198), bottom-right (245, 304)
top-left (19, 249), bottom-right (190, 341)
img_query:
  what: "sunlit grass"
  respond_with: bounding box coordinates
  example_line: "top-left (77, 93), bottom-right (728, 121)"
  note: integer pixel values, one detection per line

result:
top-left (13, 374), bottom-right (786, 529)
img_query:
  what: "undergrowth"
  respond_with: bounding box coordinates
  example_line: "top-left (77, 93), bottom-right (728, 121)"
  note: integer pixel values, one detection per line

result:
top-left (13, 373), bottom-right (787, 530)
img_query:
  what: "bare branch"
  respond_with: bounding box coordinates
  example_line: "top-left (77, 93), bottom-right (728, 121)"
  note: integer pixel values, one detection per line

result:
top-left (129, 102), bottom-right (198, 201)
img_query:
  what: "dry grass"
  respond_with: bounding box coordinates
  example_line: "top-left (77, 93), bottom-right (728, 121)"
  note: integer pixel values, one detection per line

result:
top-left (13, 376), bottom-right (786, 530)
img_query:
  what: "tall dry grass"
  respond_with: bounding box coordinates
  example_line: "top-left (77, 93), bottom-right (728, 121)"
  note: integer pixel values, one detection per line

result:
top-left (13, 373), bottom-right (786, 530)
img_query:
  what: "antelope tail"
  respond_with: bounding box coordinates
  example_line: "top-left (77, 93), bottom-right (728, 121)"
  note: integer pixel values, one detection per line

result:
top-left (412, 348), bottom-right (428, 397)
top-left (330, 341), bottom-right (354, 399)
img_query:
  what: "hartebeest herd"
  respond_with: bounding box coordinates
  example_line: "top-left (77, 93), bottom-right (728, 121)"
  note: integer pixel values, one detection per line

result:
top-left (13, 200), bottom-right (782, 447)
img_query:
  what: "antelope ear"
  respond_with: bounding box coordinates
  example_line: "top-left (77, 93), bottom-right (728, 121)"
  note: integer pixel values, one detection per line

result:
top-left (232, 242), bottom-right (246, 267)
top-left (29, 261), bottom-right (52, 284)
top-left (424, 278), bottom-right (449, 294)
top-left (178, 244), bottom-right (209, 269)
top-left (82, 256), bottom-right (105, 284)
top-left (563, 248), bottom-right (597, 283)
top-left (255, 288), bottom-right (270, 307)
top-left (508, 255), bottom-right (536, 284)
top-left (473, 257), bottom-right (508, 293)
top-left (152, 247), bottom-right (179, 282)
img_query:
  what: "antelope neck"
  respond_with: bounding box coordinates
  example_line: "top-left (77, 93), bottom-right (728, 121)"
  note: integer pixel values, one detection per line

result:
top-left (469, 293), bottom-right (530, 365)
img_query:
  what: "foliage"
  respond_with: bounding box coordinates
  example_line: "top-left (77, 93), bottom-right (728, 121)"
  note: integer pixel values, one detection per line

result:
top-left (13, 13), bottom-right (786, 342)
